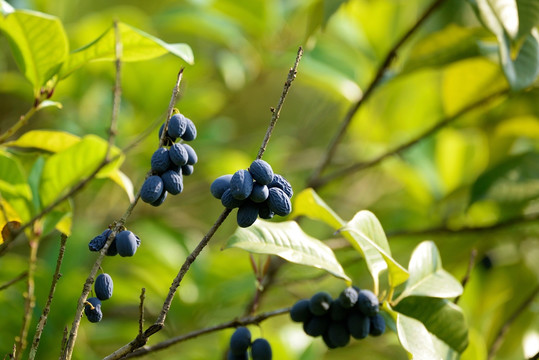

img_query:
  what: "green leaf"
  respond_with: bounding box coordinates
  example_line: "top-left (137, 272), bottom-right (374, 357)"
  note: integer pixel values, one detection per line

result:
top-left (341, 211), bottom-right (409, 288)
top-left (517, 0), bottom-right (539, 39)
top-left (60, 22), bottom-right (194, 78)
top-left (42, 199), bottom-right (72, 236)
top-left (0, 2), bottom-right (68, 94)
top-left (499, 30), bottom-right (539, 91)
top-left (0, 150), bottom-right (32, 222)
top-left (394, 297), bottom-right (469, 353)
top-left (224, 219), bottom-right (350, 282)
top-left (4, 130), bottom-right (81, 153)
top-left (470, 151), bottom-right (539, 205)
top-left (290, 188), bottom-right (345, 230)
top-left (39, 135), bottom-right (124, 207)
top-left (100, 169), bottom-right (135, 203)
top-left (396, 313), bottom-right (444, 360)
top-left (396, 241), bottom-right (463, 300)
top-left (37, 100), bottom-right (62, 110)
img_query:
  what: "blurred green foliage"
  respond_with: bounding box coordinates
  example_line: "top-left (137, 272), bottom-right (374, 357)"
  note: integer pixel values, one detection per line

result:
top-left (0, 0), bottom-right (538, 359)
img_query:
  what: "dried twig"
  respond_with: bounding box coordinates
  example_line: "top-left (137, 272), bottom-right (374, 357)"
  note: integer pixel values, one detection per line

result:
top-left (0, 271), bottom-right (28, 292)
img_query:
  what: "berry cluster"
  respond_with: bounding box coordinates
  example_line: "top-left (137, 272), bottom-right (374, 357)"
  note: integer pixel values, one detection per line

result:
top-left (228, 327), bottom-right (272, 360)
top-left (84, 273), bottom-right (114, 323)
top-left (140, 113), bottom-right (198, 206)
top-left (88, 229), bottom-right (141, 257)
top-left (290, 287), bottom-right (386, 349)
top-left (211, 159), bottom-right (293, 227)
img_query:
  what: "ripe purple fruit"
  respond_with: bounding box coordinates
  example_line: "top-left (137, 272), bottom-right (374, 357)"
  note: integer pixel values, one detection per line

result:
top-left (327, 322), bottom-right (350, 347)
top-left (181, 164), bottom-right (194, 176)
top-left (347, 311), bottom-right (370, 339)
top-left (140, 176), bottom-right (164, 204)
top-left (116, 230), bottom-right (139, 257)
top-left (183, 143), bottom-right (198, 165)
top-left (230, 170), bottom-right (254, 200)
top-left (303, 314), bottom-right (330, 337)
top-left (237, 202), bottom-right (259, 228)
top-left (221, 189), bottom-right (244, 209)
top-left (369, 313), bottom-right (386, 336)
top-left (309, 291), bottom-right (332, 316)
top-left (229, 327), bottom-right (251, 355)
top-left (338, 287), bottom-right (359, 309)
top-left (181, 117), bottom-right (197, 141)
top-left (84, 297), bottom-right (102, 323)
top-left (151, 190), bottom-right (167, 207)
top-left (169, 143), bottom-right (189, 166)
top-left (95, 273), bottom-right (113, 301)
top-left (161, 170), bottom-right (184, 195)
top-left (356, 289), bottom-right (379, 316)
top-left (290, 299), bottom-right (312, 323)
top-left (251, 338), bottom-right (272, 360)
top-left (268, 174), bottom-right (293, 198)
top-left (151, 148), bottom-right (171, 174)
top-left (249, 183), bottom-right (269, 203)
top-left (248, 159), bottom-right (274, 185)
top-left (267, 187), bottom-right (292, 216)
top-left (167, 113), bottom-right (187, 138)
top-left (210, 175), bottom-right (233, 199)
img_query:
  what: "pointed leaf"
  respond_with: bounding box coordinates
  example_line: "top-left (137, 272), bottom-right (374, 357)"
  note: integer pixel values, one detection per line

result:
top-left (396, 313), bottom-right (443, 360)
top-left (395, 297), bottom-right (469, 353)
top-left (225, 219), bottom-right (350, 282)
top-left (499, 30), bottom-right (539, 91)
top-left (5, 130), bottom-right (81, 153)
top-left (0, 2), bottom-right (68, 92)
top-left (341, 211), bottom-right (409, 289)
top-left (0, 151), bottom-right (32, 222)
top-left (517, 0), bottom-right (539, 39)
top-left (397, 241), bottom-right (463, 299)
top-left (60, 22), bottom-right (193, 78)
top-left (101, 169), bottom-right (134, 203)
top-left (37, 100), bottom-right (62, 110)
top-left (290, 188), bottom-right (345, 229)
top-left (39, 135), bottom-right (124, 207)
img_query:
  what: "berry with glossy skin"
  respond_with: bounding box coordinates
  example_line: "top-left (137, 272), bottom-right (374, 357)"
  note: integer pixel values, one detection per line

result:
top-left (116, 230), bottom-right (139, 257)
top-left (251, 338), bottom-right (272, 360)
top-left (227, 350), bottom-right (248, 360)
top-left (183, 144), bottom-right (198, 165)
top-left (237, 202), bottom-right (259, 228)
top-left (230, 170), bottom-right (254, 200)
top-left (356, 290), bottom-right (379, 316)
top-left (347, 311), bottom-right (370, 339)
top-left (169, 143), bottom-right (189, 166)
top-left (210, 175), bottom-right (233, 199)
top-left (268, 187), bottom-right (292, 216)
top-left (84, 297), bottom-right (102, 323)
top-left (221, 189), bottom-right (244, 209)
top-left (230, 327), bottom-right (251, 355)
top-left (140, 176), bottom-right (164, 204)
top-left (309, 291), bottom-right (332, 316)
top-left (161, 170), bottom-right (184, 195)
top-left (268, 174), bottom-right (293, 198)
top-left (327, 322), bottom-right (350, 347)
top-left (338, 287), bottom-right (359, 309)
top-left (167, 114), bottom-right (187, 138)
top-left (151, 190), bottom-right (167, 207)
top-left (303, 314), bottom-right (331, 337)
top-left (151, 148), bottom-right (171, 174)
top-left (181, 117), bottom-right (197, 141)
top-left (369, 314), bottom-right (386, 336)
top-left (249, 183), bottom-right (269, 203)
top-left (290, 299), bottom-right (312, 323)
top-left (181, 164), bottom-right (194, 176)
top-left (95, 273), bottom-right (113, 300)
top-left (248, 159), bottom-right (274, 185)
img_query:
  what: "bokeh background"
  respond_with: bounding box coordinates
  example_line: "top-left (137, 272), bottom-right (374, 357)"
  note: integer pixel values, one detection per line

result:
top-left (0, 0), bottom-right (538, 359)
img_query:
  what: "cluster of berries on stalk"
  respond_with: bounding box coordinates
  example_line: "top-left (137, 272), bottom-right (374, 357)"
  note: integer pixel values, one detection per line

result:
top-left (211, 159), bottom-right (293, 227)
top-left (228, 327), bottom-right (272, 360)
top-left (290, 287), bottom-right (386, 349)
top-left (140, 113), bottom-right (198, 206)
top-left (84, 273), bottom-right (114, 323)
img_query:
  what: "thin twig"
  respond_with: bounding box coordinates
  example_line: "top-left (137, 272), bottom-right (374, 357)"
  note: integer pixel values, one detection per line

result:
top-left (257, 46), bottom-right (303, 159)
top-left (310, 88), bottom-right (509, 188)
top-left (106, 20), bottom-right (123, 160)
top-left (28, 234), bottom-right (68, 360)
top-left (14, 234), bottom-right (39, 360)
top-left (487, 285), bottom-right (539, 360)
top-left (454, 249), bottom-right (477, 305)
top-left (138, 288), bottom-right (146, 337)
top-left (59, 326), bottom-right (68, 360)
top-left (124, 307), bottom-right (290, 359)
top-left (0, 271), bottom-right (28, 291)
top-left (0, 105), bottom-right (38, 144)
top-left (159, 69), bottom-right (184, 149)
top-left (103, 47), bottom-right (303, 360)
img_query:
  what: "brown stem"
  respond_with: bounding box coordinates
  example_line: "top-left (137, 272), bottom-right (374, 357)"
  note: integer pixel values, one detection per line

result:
top-left (138, 288), bottom-right (146, 336)
top-left (0, 105), bottom-right (38, 144)
top-left (123, 307), bottom-right (290, 359)
top-left (487, 285), bottom-right (539, 360)
top-left (159, 69), bottom-right (184, 148)
top-left (307, 0), bottom-right (450, 187)
top-left (310, 89), bottom-right (509, 188)
top-left (0, 271), bottom-right (28, 291)
top-left (28, 234), bottom-right (68, 360)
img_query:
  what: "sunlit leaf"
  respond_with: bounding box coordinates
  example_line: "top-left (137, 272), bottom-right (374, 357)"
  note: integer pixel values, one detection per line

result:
top-left (0, 200), bottom-right (21, 243)
top-left (395, 297), bottom-right (469, 353)
top-left (37, 100), bottom-right (63, 110)
top-left (0, 1), bottom-right (68, 93)
top-left (39, 135), bottom-right (124, 207)
top-left (225, 219), bottom-right (350, 282)
top-left (517, 0), bottom-right (539, 39)
top-left (341, 211), bottom-right (409, 288)
top-left (60, 22), bottom-right (194, 78)
top-left (470, 151), bottom-right (539, 205)
top-left (42, 199), bottom-right (72, 237)
top-left (396, 241), bottom-right (463, 299)
top-left (291, 188), bottom-right (345, 230)
top-left (0, 150), bottom-right (32, 222)
top-left (5, 130), bottom-right (81, 153)
top-left (101, 169), bottom-right (135, 203)
top-left (397, 313), bottom-right (442, 360)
